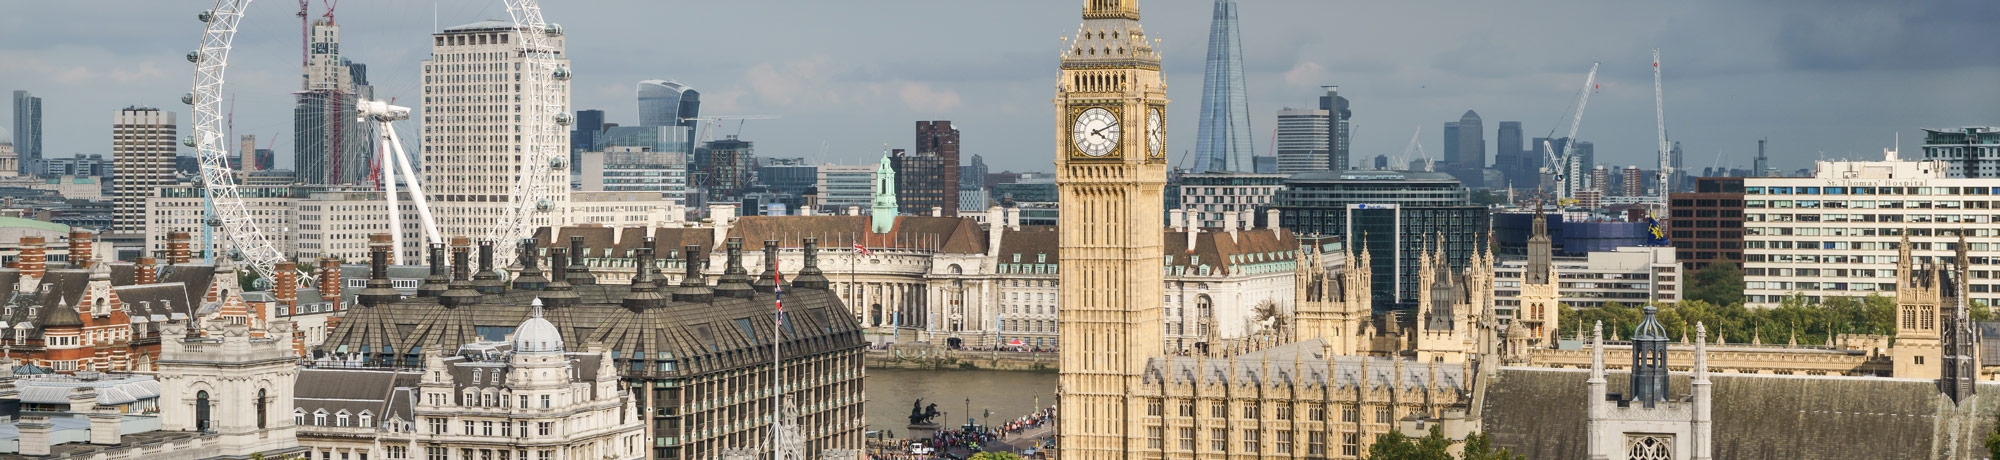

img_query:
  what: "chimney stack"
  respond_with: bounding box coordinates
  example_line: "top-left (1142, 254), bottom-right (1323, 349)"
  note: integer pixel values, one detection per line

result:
top-left (318, 257), bottom-right (342, 308)
top-left (19, 236), bottom-right (46, 281)
top-left (671, 244), bottom-right (714, 303)
top-left (135, 257), bottom-right (158, 285)
top-left (417, 243), bottom-right (449, 297)
top-left (1224, 210), bottom-right (1239, 242)
top-left (752, 240), bottom-right (780, 294)
top-left (539, 245), bottom-right (579, 308)
top-left (17, 416), bottom-right (51, 456)
top-left (1169, 209), bottom-right (1185, 230)
top-left (440, 237), bottom-right (482, 308)
top-left (714, 238), bottom-right (754, 299)
top-left (510, 238), bottom-right (549, 291)
top-left (67, 229), bottom-right (93, 269)
top-left (566, 236), bottom-right (596, 285)
top-left (472, 240), bottom-right (505, 294)
top-left (274, 261), bottom-right (298, 311)
top-left (848, 206), bottom-right (861, 216)
top-left (1006, 207), bottom-right (1021, 231)
top-left (167, 232), bottom-right (191, 265)
top-left (621, 245), bottom-right (666, 311)
top-left (790, 237), bottom-right (830, 289)
top-left (1267, 209), bottom-right (1282, 234)
top-left (931, 206), bottom-right (943, 217)
top-left (87, 413), bottom-right (121, 446)
top-left (356, 234), bottom-right (401, 307)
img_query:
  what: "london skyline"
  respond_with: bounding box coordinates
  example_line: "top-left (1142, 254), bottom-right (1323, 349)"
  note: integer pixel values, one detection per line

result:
top-left (1, 0), bottom-right (1993, 174)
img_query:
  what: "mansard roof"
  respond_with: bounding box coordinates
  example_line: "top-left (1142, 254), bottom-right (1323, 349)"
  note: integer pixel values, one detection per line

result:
top-left (294, 368), bottom-right (419, 425)
top-left (320, 278), bottom-right (864, 381)
top-left (1164, 228), bottom-right (1300, 276)
top-left (1481, 367), bottom-right (2000, 460)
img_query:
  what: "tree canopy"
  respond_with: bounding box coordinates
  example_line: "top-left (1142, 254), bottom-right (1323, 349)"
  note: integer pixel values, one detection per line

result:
top-left (1364, 426), bottom-right (1523, 460)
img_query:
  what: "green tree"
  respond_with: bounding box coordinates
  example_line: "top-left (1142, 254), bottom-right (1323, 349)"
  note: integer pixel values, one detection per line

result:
top-left (968, 453), bottom-right (1021, 460)
top-left (1685, 261), bottom-right (1745, 308)
top-left (1364, 426), bottom-right (1452, 460)
top-left (1986, 413), bottom-right (2000, 460)
top-left (1460, 431), bottom-right (1527, 460)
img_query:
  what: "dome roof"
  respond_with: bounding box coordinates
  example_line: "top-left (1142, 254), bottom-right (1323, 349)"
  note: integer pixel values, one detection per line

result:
top-left (513, 299), bottom-right (564, 353)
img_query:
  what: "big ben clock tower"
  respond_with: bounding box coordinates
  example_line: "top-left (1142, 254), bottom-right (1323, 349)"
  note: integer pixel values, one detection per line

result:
top-left (1054, 0), bottom-right (1168, 458)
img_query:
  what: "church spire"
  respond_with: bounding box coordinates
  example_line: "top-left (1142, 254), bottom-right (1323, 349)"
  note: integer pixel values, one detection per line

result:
top-left (1630, 306), bottom-right (1671, 408)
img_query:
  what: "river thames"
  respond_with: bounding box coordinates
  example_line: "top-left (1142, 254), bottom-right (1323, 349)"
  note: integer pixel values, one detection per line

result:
top-left (863, 368), bottom-right (1058, 435)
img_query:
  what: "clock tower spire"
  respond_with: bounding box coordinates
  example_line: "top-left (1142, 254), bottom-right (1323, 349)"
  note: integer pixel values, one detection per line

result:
top-left (1054, 0), bottom-right (1168, 457)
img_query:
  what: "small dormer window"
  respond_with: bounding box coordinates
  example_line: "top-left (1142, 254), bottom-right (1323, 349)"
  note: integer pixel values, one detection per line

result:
top-left (336, 411), bottom-right (350, 427)
top-left (314, 409), bottom-right (327, 426)
top-left (359, 411), bottom-right (373, 428)
top-left (294, 408), bottom-right (304, 425)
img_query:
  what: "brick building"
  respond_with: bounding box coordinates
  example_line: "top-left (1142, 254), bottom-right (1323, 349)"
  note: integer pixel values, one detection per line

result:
top-left (1667, 177), bottom-right (1745, 270)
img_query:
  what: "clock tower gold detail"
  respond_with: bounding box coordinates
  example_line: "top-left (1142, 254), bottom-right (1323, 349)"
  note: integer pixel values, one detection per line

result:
top-left (1053, 0), bottom-right (1168, 458)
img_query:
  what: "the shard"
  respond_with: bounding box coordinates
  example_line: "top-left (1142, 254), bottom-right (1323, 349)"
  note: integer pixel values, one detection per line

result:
top-left (1194, 0), bottom-right (1253, 173)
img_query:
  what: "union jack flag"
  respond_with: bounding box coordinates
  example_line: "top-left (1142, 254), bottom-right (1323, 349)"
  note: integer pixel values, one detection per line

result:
top-left (774, 270), bottom-right (786, 327)
top-left (853, 243), bottom-right (871, 255)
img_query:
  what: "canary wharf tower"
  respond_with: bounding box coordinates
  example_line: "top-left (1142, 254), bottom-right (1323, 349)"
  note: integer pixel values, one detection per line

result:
top-left (1193, 0), bottom-right (1252, 173)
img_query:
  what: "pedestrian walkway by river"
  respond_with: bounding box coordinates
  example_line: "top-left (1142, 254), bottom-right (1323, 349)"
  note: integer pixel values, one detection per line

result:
top-left (864, 368), bottom-right (1056, 436)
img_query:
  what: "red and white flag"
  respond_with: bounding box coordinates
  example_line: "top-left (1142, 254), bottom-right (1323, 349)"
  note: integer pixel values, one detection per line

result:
top-left (774, 270), bottom-right (785, 326)
top-left (853, 243), bottom-right (872, 255)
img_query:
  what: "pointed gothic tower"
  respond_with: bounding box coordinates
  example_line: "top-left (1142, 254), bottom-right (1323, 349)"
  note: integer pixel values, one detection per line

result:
top-left (1893, 233), bottom-right (1943, 379)
top-left (1518, 205), bottom-right (1560, 345)
top-left (1940, 235), bottom-right (1977, 403)
top-left (1054, 0), bottom-right (1169, 457)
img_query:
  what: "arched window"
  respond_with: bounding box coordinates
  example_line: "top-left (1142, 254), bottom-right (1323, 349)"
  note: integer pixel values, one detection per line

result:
top-left (194, 390), bottom-right (211, 431)
top-left (255, 388), bottom-right (268, 429)
top-left (1625, 435), bottom-right (1672, 460)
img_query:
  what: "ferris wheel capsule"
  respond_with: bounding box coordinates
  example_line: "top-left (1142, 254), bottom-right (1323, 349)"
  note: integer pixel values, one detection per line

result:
top-left (554, 113), bottom-right (573, 126)
top-left (252, 277), bottom-right (273, 291)
top-left (186, 51), bottom-right (201, 63)
top-left (197, 10), bottom-right (214, 23)
top-left (182, 136), bottom-right (198, 147)
top-left (545, 23), bottom-right (564, 36)
top-left (536, 199), bottom-right (554, 212)
top-left (182, 92), bottom-right (195, 105)
top-left (206, 217), bottom-right (222, 228)
top-left (549, 157), bottom-right (567, 171)
top-left (552, 66), bottom-right (572, 81)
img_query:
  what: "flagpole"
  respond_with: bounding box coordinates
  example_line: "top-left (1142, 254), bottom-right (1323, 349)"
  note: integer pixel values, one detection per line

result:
top-left (773, 262), bottom-right (784, 453)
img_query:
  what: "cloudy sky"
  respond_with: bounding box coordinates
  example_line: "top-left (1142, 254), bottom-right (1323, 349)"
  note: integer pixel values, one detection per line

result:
top-left (2, 0), bottom-right (1995, 174)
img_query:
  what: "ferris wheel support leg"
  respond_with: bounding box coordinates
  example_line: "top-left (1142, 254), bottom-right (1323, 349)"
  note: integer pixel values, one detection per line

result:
top-left (383, 124), bottom-right (442, 246)
top-left (379, 122), bottom-right (404, 266)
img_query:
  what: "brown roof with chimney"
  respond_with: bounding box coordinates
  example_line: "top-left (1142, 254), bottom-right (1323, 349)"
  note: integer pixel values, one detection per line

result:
top-left (1164, 228), bottom-right (1301, 276)
top-left (726, 215), bottom-right (987, 253)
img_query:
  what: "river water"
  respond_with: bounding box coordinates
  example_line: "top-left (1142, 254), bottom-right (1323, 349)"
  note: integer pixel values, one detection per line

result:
top-left (864, 368), bottom-right (1057, 436)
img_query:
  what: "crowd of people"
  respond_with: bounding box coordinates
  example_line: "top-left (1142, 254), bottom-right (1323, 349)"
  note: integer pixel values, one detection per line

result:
top-left (997, 405), bottom-right (1055, 438)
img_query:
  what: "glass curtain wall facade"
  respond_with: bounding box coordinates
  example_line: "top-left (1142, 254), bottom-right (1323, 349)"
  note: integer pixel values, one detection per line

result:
top-left (1273, 170), bottom-right (1489, 311)
top-left (1194, 0), bottom-right (1252, 173)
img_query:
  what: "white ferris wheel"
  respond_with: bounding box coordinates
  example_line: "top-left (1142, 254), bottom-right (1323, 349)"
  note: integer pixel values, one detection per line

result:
top-left (187, 0), bottom-right (571, 281)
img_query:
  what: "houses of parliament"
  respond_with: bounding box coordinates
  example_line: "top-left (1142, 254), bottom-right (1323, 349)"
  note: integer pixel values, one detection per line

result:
top-left (1048, 2), bottom-right (1998, 459)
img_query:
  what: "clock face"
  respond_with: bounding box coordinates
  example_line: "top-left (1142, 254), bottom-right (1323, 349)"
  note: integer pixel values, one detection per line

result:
top-left (1146, 108), bottom-right (1164, 157)
top-left (1072, 107), bottom-right (1120, 157)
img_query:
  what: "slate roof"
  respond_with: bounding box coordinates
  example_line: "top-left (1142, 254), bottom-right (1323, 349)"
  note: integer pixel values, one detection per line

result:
top-left (1479, 367), bottom-right (2000, 460)
top-left (1163, 228), bottom-right (1300, 276)
top-left (320, 271), bottom-right (865, 381)
top-left (13, 374), bottom-right (161, 406)
top-left (1142, 339), bottom-right (1466, 392)
top-left (293, 368), bottom-right (419, 425)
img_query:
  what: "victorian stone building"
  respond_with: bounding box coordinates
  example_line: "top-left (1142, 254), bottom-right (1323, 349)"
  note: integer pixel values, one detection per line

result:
top-left (318, 233), bottom-right (866, 460)
top-left (296, 308), bottom-right (645, 460)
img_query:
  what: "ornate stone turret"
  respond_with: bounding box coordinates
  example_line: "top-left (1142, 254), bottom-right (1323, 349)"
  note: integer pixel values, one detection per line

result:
top-left (416, 243), bottom-right (450, 297)
top-left (672, 244), bottom-right (713, 303)
top-left (356, 233), bottom-right (401, 307)
top-left (713, 238), bottom-right (754, 299)
top-left (565, 235), bottom-right (596, 285)
top-left (538, 246), bottom-right (579, 308)
top-left (1630, 306), bottom-right (1671, 407)
top-left (622, 246), bottom-right (667, 311)
top-left (510, 238), bottom-right (549, 291)
top-left (1518, 203), bottom-right (1559, 346)
top-left (1941, 235), bottom-right (1978, 404)
top-left (752, 240), bottom-right (780, 294)
top-left (439, 238), bottom-right (482, 308)
top-left (789, 237), bottom-right (830, 289)
top-left (472, 240), bottom-right (505, 294)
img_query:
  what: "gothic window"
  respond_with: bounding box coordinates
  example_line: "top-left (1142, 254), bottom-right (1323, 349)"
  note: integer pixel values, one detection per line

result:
top-left (1625, 435), bottom-right (1672, 460)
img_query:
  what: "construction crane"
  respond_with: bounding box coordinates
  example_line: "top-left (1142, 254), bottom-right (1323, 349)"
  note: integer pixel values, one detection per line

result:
top-left (1541, 62), bottom-right (1599, 203)
top-left (1399, 126), bottom-right (1430, 171)
top-left (1653, 49), bottom-right (1672, 214)
top-left (682, 115), bottom-right (780, 146)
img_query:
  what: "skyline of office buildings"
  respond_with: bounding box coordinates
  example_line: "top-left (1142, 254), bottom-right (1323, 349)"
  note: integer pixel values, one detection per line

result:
top-left (294, 19), bottom-right (375, 186)
top-left (419, 20), bottom-right (572, 244)
top-left (110, 107), bottom-right (175, 234)
top-left (12, 90), bottom-right (40, 175)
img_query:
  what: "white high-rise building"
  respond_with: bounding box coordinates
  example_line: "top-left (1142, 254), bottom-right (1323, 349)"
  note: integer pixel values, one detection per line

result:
top-left (112, 107), bottom-right (176, 233)
top-left (1742, 157), bottom-right (2000, 307)
top-left (1274, 108), bottom-right (1330, 174)
top-left (421, 20), bottom-right (571, 244)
